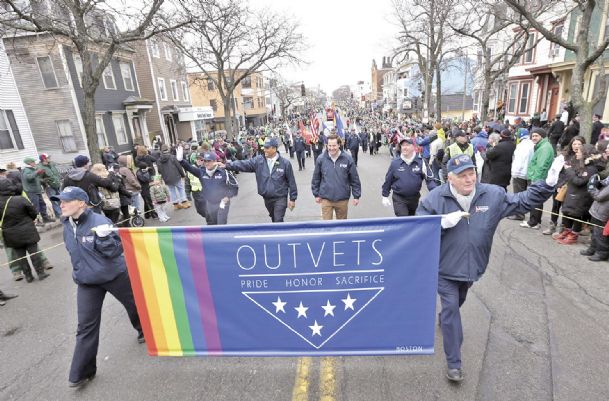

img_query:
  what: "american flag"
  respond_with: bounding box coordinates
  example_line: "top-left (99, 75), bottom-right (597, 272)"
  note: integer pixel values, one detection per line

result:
top-left (309, 112), bottom-right (320, 142)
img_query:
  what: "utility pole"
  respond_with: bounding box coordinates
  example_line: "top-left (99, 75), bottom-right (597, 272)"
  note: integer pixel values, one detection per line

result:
top-left (461, 49), bottom-right (468, 122)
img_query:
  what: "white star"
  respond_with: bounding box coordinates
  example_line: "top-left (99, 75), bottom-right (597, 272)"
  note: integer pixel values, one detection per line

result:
top-left (272, 296), bottom-right (287, 313)
top-left (309, 320), bottom-right (323, 336)
top-left (321, 300), bottom-right (336, 317)
top-left (342, 293), bottom-right (356, 310)
top-left (295, 301), bottom-right (309, 318)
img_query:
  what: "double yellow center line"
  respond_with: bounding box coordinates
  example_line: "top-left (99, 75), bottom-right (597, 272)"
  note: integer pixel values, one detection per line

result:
top-left (292, 357), bottom-right (337, 401)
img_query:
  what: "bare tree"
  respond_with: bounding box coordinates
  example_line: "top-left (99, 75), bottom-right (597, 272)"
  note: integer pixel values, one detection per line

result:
top-left (505, 0), bottom-right (609, 141)
top-left (271, 77), bottom-right (301, 119)
top-left (172, 0), bottom-right (305, 139)
top-left (0, 0), bottom-right (191, 163)
top-left (392, 0), bottom-right (457, 121)
top-left (448, 1), bottom-right (538, 122)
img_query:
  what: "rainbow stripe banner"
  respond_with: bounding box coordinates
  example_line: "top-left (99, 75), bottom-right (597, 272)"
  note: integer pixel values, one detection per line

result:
top-left (118, 217), bottom-right (441, 356)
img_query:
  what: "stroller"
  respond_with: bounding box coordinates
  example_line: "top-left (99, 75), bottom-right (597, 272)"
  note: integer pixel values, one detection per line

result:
top-left (126, 204), bottom-right (145, 227)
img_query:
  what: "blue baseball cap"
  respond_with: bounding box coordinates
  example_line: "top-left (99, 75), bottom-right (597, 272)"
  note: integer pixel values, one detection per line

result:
top-left (447, 154), bottom-right (476, 175)
top-left (50, 186), bottom-right (89, 202)
top-left (264, 137), bottom-right (279, 148)
top-left (201, 152), bottom-right (217, 161)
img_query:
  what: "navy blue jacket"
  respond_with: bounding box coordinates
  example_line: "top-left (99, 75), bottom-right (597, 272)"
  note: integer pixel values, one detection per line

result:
top-left (347, 134), bottom-right (361, 150)
top-left (226, 154), bottom-right (297, 201)
top-left (311, 151), bottom-right (361, 201)
top-left (294, 137), bottom-right (306, 153)
top-left (382, 156), bottom-right (437, 198)
top-left (62, 209), bottom-right (126, 285)
top-left (416, 180), bottom-right (554, 282)
top-left (180, 160), bottom-right (238, 204)
top-left (416, 134), bottom-right (434, 159)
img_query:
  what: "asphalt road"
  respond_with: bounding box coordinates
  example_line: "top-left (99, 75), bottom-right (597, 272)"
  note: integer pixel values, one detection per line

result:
top-left (1, 145), bottom-right (609, 401)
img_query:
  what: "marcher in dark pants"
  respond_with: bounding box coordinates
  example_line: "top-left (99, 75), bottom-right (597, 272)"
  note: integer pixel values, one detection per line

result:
top-left (294, 133), bottom-right (306, 170)
top-left (438, 277), bottom-right (472, 371)
top-left (264, 196), bottom-right (288, 222)
top-left (347, 129), bottom-right (361, 166)
top-left (51, 187), bottom-right (143, 388)
top-left (382, 137), bottom-right (436, 216)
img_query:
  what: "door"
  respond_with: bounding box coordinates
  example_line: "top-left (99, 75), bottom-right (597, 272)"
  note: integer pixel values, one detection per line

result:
top-left (548, 87), bottom-right (560, 118)
top-left (165, 114), bottom-right (177, 144)
top-left (132, 116), bottom-right (143, 143)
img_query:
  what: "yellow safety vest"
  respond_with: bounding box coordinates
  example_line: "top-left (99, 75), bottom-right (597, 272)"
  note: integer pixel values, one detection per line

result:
top-left (187, 172), bottom-right (202, 192)
top-left (447, 142), bottom-right (474, 158)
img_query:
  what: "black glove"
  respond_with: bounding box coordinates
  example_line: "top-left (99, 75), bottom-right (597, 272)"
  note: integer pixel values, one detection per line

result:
top-left (589, 174), bottom-right (600, 189)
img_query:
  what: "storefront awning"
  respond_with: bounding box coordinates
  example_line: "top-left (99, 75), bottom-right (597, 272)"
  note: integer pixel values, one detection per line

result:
top-left (177, 106), bottom-right (214, 122)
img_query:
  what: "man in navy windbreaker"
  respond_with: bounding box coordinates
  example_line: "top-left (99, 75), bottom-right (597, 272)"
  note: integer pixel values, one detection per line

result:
top-left (416, 153), bottom-right (563, 383)
top-left (311, 134), bottom-right (361, 220)
top-left (52, 187), bottom-right (143, 388)
top-left (382, 137), bottom-right (437, 216)
top-left (224, 137), bottom-right (297, 223)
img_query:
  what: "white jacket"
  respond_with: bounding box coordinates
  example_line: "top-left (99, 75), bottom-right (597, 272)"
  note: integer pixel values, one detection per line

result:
top-left (430, 137), bottom-right (445, 164)
top-left (511, 137), bottom-right (535, 179)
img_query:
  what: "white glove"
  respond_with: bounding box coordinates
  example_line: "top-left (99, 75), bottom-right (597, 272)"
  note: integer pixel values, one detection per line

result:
top-left (219, 199), bottom-right (226, 209)
top-left (441, 211), bottom-right (469, 229)
top-left (545, 154), bottom-right (565, 186)
top-left (176, 145), bottom-right (184, 162)
top-left (93, 224), bottom-right (114, 237)
top-left (382, 197), bottom-right (392, 207)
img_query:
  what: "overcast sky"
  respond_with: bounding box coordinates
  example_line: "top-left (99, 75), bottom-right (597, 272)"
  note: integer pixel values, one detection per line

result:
top-left (257, 0), bottom-right (399, 94)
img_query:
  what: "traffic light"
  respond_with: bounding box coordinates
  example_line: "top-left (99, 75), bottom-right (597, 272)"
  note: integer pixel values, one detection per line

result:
top-left (301, 84), bottom-right (306, 96)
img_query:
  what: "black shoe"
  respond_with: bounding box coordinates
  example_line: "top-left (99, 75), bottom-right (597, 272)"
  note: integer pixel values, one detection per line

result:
top-left (507, 215), bottom-right (524, 221)
top-left (0, 291), bottom-right (18, 301)
top-left (25, 274), bottom-right (34, 283)
top-left (68, 372), bottom-right (95, 388)
top-left (137, 331), bottom-right (146, 344)
top-left (588, 254), bottom-right (609, 262)
top-left (580, 248), bottom-right (595, 256)
top-left (446, 368), bottom-right (464, 382)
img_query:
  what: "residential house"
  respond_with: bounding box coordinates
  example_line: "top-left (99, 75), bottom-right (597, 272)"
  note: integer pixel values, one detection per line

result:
top-left (132, 36), bottom-right (206, 145)
top-left (371, 57), bottom-right (392, 106)
top-left (0, 40), bottom-right (38, 166)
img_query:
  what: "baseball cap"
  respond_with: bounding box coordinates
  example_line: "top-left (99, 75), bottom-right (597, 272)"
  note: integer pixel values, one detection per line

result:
top-left (201, 152), bottom-right (217, 161)
top-left (518, 128), bottom-right (530, 139)
top-left (39, 153), bottom-right (50, 161)
top-left (23, 157), bottom-right (37, 165)
top-left (264, 137), bottom-right (279, 148)
top-left (50, 186), bottom-right (89, 203)
top-left (74, 155), bottom-right (90, 168)
top-left (447, 154), bottom-right (476, 175)
top-left (398, 137), bottom-right (414, 145)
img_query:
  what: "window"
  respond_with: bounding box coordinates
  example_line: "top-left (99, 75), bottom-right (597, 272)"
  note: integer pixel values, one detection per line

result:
top-left (194, 120), bottom-right (205, 141)
top-left (158, 78), bottom-right (167, 100)
top-left (112, 114), bottom-right (128, 145)
top-left (523, 33), bottom-right (535, 63)
top-left (242, 76), bottom-right (251, 88)
top-left (103, 65), bottom-right (116, 89)
top-left (120, 63), bottom-right (134, 91)
top-left (95, 116), bottom-right (108, 148)
top-left (210, 99), bottom-right (217, 112)
top-left (243, 97), bottom-right (253, 109)
top-left (0, 110), bottom-right (16, 150)
top-left (519, 82), bottom-right (530, 114)
top-left (508, 83), bottom-right (518, 114)
top-left (169, 80), bottom-right (178, 101)
top-left (36, 56), bottom-right (58, 88)
top-left (163, 42), bottom-right (172, 61)
top-left (73, 55), bottom-right (83, 87)
top-left (181, 81), bottom-right (189, 101)
top-left (56, 120), bottom-right (77, 152)
top-left (550, 25), bottom-right (564, 57)
top-left (150, 40), bottom-right (160, 58)
top-left (472, 90), bottom-right (480, 112)
top-left (207, 79), bottom-right (215, 91)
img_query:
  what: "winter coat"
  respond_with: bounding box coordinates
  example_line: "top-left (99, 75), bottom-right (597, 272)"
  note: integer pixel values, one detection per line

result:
top-left (527, 138), bottom-right (554, 182)
top-left (156, 152), bottom-right (185, 186)
top-left (21, 166), bottom-right (44, 193)
top-left (180, 161), bottom-right (238, 204)
top-left (311, 150), bottom-right (361, 201)
top-left (61, 208), bottom-right (127, 285)
top-left (37, 162), bottom-right (61, 190)
top-left (118, 155), bottom-right (141, 193)
top-left (150, 183), bottom-right (170, 204)
top-left (511, 137), bottom-right (534, 179)
top-left (135, 153), bottom-right (157, 176)
top-left (0, 178), bottom-right (40, 248)
top-left (470, 132), bottom-right (489, 154)
top-left (485, 138), bottom-right (516, 187)
top-left (558, 122), bottom-right (580, 149)
top-left (61, 168), bottom-right (119, 207)
top-left (548, 120), bottom-right (565, 142)
top-left (416, 181), bottom-right (554, 282)
top-left (561, 163), bottom-right (598, 217)
top-left (382, 155), bottom-right (436, 198)
top-left (294, 137), bottom-right (307, 153)
top-left (226, 154), bottom-right (297, 201)
top-left (588, 183), bottom-right (609, 223)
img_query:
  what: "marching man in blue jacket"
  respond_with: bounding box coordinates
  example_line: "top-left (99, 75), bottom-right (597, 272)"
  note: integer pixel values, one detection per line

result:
top-left (51, 187), bottom-right (143, 388)
top-left (382, 136), bottom-right (437, 216)
top-left (416, 153), bottom-right (564, 383)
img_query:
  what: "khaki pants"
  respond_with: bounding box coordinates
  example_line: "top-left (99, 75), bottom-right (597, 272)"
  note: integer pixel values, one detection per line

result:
top-left (320, 199), bottom-right (349, 220)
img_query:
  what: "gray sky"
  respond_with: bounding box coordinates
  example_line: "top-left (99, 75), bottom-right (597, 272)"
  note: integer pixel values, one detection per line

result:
top-left (257, 0), bottom-right (398, 94)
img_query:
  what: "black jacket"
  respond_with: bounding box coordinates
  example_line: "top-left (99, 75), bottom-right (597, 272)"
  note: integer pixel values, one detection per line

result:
top-left (548, 120), bottom-right (565, 141)
top-left (485, 138), bottom-right (516, 188)
top-left (559, 122), bottom-right (580, 149)
top-left (156, 152), bottom-right (185, 185)
top-left (591, 120), bottom-right (604, 145)
top-left (0, 178), bottom-right (40, 248)
top-left (562, 163), bottom-right (598, 217)
top-left (62, 168), bottom-right (119, 207)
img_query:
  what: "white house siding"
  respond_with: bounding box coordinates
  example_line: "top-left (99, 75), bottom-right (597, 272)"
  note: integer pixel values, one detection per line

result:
top-left (0, 41), bottom-right (38, 166)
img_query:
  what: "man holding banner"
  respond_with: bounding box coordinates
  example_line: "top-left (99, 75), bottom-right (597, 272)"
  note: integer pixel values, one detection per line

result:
top-left (416, 153), bottom-right (564, 382)
top-left (51, 187), bottom-right (143, 388)
top-left (223, 137), bottom-right (297, 223)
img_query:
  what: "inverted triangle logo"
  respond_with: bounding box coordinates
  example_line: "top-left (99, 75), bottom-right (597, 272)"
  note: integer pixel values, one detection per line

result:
top-left (243, 288), bottom-right (384, 349)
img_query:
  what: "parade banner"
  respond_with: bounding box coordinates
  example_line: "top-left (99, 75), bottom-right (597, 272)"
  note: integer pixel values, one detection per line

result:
top-left (118, 216), bottom-right (441, 357)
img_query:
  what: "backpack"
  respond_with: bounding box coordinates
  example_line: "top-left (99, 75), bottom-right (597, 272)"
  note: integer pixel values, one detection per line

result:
top-left (99, 186), bottom-right (120, 210)
top-left (136, 168), bottom-right (151, 183)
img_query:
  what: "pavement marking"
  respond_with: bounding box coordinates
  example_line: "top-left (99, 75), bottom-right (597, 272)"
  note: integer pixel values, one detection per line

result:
top-left (320, 357), bottom-right (337, 401)
top-left (292, 357), bottom-right (311, 401)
